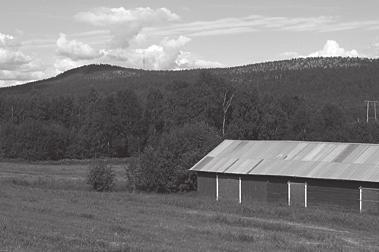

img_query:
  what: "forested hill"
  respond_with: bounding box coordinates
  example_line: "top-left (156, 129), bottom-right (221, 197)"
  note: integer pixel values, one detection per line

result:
top-left (1, 57), bottom-right (379, 161)
top-left (2, 57), bottom-right (379, 111)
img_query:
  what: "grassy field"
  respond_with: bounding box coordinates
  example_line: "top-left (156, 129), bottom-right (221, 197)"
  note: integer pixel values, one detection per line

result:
top-left (0, 161), bottom-right (379, 251)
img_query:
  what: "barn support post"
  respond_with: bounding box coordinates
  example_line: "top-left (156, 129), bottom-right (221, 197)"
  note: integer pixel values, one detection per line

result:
top-left (238, 176), bottom-right (242, 204)
top-left (287, 181), bottom-right (291, 207)
top-left (304, 182), bottom-right (308, 208)
top-left (216, 175), bottom-right (219, 201)
top-left (359, 186), bottom-right (362, 213)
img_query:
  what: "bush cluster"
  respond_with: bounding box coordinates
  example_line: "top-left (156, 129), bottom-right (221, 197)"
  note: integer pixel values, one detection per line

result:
top-left (125, 122), bottom-right (221, 193)
top-left (87, 160), bottom-right (115, 192)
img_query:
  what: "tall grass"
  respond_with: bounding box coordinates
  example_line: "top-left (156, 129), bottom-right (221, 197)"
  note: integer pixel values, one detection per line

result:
top-left (1, 162), bottom-right (378, 251)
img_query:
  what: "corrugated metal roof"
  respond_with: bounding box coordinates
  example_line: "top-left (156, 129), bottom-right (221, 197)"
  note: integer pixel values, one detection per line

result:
top-left (190, 140), bottom-right (379, 183)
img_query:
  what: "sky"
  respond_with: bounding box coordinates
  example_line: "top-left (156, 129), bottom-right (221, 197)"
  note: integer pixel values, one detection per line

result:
top-left (1, 0), bottom-right (379, 86)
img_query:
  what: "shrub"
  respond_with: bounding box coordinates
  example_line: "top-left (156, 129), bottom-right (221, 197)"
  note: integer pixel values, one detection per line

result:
top-left (87, 160), bottom-right (115, 192)
top-left (123, 157), bottom-right (140, 192)
top-left (132, 122), bottom-right (221, 193)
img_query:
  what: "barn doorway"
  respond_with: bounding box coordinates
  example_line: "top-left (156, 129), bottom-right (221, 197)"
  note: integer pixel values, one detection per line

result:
top-left (288, 182), bottom-right (307, 207)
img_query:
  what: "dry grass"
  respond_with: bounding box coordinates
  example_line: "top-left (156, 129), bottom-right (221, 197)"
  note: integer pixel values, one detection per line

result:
top-left (0, 161), bottom-right (378, 251)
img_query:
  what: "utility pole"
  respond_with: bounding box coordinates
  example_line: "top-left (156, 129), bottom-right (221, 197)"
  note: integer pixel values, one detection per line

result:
top-left (364, 100), bottom-right (378, 123)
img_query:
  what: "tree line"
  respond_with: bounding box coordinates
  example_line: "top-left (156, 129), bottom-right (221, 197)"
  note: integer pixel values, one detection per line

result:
top-left (1, 72), bottom-right (379, 191)
top-left (0, 72), bottom-right (379, 161)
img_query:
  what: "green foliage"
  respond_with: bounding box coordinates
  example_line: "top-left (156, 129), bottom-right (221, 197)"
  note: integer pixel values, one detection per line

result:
top-left (2, 62), bottom-right (379, 161)
top-left (87, 160), bottom-right (115, 192)
top-left (0, 120), bottom-right (69, 160)
top-left (132, 122), bottom-right (222, 192)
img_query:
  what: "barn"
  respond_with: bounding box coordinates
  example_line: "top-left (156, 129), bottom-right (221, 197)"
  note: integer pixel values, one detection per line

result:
top-left (190, 140), bottom-right (379, 213)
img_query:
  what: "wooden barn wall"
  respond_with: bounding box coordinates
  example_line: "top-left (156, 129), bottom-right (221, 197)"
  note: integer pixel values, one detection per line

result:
top-left (196, 172), bottom-right (379, 213)
top-left (290, 182), bottom-right (306, 207)
top-left (307, 181), bottom-right (359, 210)
top-left (241, 175), bottom-right (287, 205)
top-left (241, 176), bottom-right (267, 203)
top-left (197, 172), bottom-right (215, 198)
top-left (362, 188), bottom-right (379, 213)
top-left (267, 179), bottom-right (287, 204)
top-left (218, 174), bottom-right (239, 202)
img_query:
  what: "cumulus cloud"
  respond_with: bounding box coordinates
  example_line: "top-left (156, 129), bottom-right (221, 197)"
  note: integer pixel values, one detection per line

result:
top-left (0, 33), bottom-right (15, 47)
top-left (101, 36), bottom-right (222, 70)
top-left (308, 40), bottom-right (359, 57)
top-left (0, 32), bottom-right (31, 70)
top-left (176, 51), bottom-right (223, 69)
top-left (54, 58), bottom-right (81, 72)
top-left (0, 48), bottom-right (31, 70)
top-left (0, 32), bottom-right (49, 85)
top-left (134, 36), bottom-right (190, 69)
top-left (56, 33), bottom-right (100, 60)
top-left (75, 7), bottom-right (180, 48)
top-left (281, 40), bottom-right (360, 59)
top-left (62, 6), bottom-right (221, 71)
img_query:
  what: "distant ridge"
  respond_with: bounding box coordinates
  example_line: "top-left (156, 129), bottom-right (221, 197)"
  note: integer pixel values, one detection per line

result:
top-left (7, 57), bottom-right (379, 89)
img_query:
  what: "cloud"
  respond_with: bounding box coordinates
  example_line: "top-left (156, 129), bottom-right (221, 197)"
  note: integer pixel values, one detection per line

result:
top-left (75, 7), bottom-right (180, 48)
top-left (0, 33), bottom-right (15, 47)
top-left (56, 33), bottom-right (100, 60)
top-left (143, 14), bottom-right (379, 39)
top-left (372, 42), bottom-right (379, 56)
top-left (75, 7), bottom-right (179, 26)
top-left (176, 51), bottom-right (223, 69)
top-left (0, 80), bottom-right (24, 87)
top-left (101, 36), bottom-right (222, 70)
top-left (0, 48), bottom-right (31, 70)
top-left (0, 61), bottom-right (48, 86)
top-left (281, 40), bottom-right (360, 59)
top-left (52, 33), bottom-right (221, 74)
top-left (134, 36), bottom-right (190, 69)
top-left (308, 40), bottom-right (359, 57)
top-left (70, 14), bottom-right (379, 44)
top-left (54, 58), bottom-right (82, 72)
top-left (0, 32), bottom-right (31, 70)
top-left (280, 51), bottom-right (300, 59)
top-left (0, 69), bottom-right (44, 81)
top-left (0, 32), bottom-right (49, 85)
top-left (145, 15), bottom-right (335, 38)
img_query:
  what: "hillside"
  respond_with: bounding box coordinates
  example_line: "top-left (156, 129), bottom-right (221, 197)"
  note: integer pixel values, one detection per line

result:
top-left (2, 57), bottom-right (379, 114)
top-left (1, 57), bottom-right (379, 161)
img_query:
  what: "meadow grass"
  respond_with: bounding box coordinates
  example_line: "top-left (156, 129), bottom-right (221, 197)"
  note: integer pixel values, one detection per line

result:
top-left (0, 161), bottom-right (378, 251)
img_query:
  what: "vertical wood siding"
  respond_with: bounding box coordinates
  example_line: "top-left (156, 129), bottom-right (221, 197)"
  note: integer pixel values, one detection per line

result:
top-left (307, 181), bottom-right (359, 211)
top-left (196, 172), bottom-right (379, 213)
top-left (242, 177), bottom-right (268, 203)
top-left (362, 188), bottom-right (379, 213)
top-left (218, 174), bottom-right (239, 202)
top-left (197, 173), bottom-right (216, 198)
top-left (290, 182), bottom-right (306, 207)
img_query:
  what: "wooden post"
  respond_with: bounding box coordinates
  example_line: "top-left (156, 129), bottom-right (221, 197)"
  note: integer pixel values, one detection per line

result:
top-left (304, 182), bottom-right (308, 208)
top-left (375, 102), bottom-right (377, 121)
top-left (287, 181), bottom-right (291, 207)
top-left (216, 175), bottom-right (219, 201)
top-left (365, 100), bottom-right (379, 123)
top-left (367, 101), bottom-right (369, 123)
top-left (359, 186), bottom-right (362, 213)
top-left (238, 176), bottom-right (242, 204)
